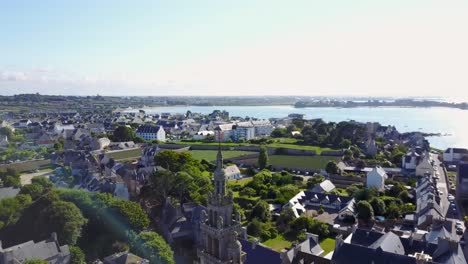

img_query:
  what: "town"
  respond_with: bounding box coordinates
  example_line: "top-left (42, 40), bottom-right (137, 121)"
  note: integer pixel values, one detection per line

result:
top-left (1, 99), bottom-right (467, 264)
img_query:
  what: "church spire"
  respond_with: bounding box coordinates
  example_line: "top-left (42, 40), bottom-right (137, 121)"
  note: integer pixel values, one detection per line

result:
top-left (215, 126), bottom-right (223, 170)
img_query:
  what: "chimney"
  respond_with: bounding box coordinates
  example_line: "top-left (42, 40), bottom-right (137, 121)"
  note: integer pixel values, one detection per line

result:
top-left (252, 238), bottom-right (259, 250)
top-left (335, 234), bottom-right (344, 251)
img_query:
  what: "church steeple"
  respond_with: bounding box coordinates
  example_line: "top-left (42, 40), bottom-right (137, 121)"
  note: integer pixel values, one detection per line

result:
top-left (214, 126), bottom-right (226, 196)
top-left (197, 126), bottom-right (246, 264)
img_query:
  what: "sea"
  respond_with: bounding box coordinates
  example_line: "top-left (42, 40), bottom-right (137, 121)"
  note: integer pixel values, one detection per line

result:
top-left (125, 105), bottom-right (468, 150)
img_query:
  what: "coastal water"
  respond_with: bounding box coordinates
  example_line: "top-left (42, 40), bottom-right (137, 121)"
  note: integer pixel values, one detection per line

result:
top-left (126, 106), bottom-right (468, 150)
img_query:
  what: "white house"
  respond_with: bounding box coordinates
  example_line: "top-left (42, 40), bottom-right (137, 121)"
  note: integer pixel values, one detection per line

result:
top-left (136, 125), bottom-right (166, 142)
top-left (443, 148), bottom-right (468, 164)
top-left (252, 120), bottom-right (274, 137)
top-left (402, 150), bottom-right (421, 170)
top-left (224, 165), bottom-right (241, 180)
top-left (366, 166), bottom-right (387, 191)
top-left (415, 155), bottom-right (434, 177)
top-left (232, 122), bottom-right (255, 141)
top-left (193, 130), bottom-right (215, 140)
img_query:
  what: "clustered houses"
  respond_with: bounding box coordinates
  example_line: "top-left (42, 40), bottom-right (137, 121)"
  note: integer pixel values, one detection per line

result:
top-left (283, 191), bottom-right (356, 220)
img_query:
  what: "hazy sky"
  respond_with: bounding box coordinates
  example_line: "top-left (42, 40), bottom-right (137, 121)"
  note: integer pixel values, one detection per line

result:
top-left (1, 0), bottom-right (468, 98)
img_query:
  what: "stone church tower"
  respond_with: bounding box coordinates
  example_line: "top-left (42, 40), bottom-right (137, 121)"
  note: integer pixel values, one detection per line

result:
top-left (197, 140), bottom-right (246, 263)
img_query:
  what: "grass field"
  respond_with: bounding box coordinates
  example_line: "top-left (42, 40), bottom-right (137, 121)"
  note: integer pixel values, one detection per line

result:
top-left (268, 155), bottom-right (341, 170)
top-left (0, 159), bottom-right (51, 173)
top-left (263, 234), bottom-right (293, 251)
top-left (228, 177), bottom-right (253, 187)
top-left (174, 140), bottom-right (337, 153)
top-left (190, 150), bottom-right (255, 162)
top-left (319, 238), bottom-right (336, 255)
top-left (106, 148), bottom-right (142, 160)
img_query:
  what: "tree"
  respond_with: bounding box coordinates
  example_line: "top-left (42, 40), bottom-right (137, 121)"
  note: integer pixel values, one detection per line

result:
top-left (240, 187), bottom-right (256, 197)
top-left (69, 246), bottom-right (86, 264)
top-left (20, 183), bottom-right (44, 200)
top-left (128, 231), bottom-right (175, 264)
top-left (339, 139), bottom-right (351, 149)
top-left (112, 125), bottom-right (136, 142)
top-left (251, 200), bottom-right (271, 221)
top-left (370, 198), bottom-right (386, 216)
top-left (3, 175), bottom-right (20, 187)
top-left (355, 159), bottom-right (367, 169)
top-left (258, 146), bottom-right (269, 169)
top-left (44, 200), bottom-right (88, 245)
top-left (386, 202), bottom-right (401, 219)
top-left (306, 174), bottom-right (325, 189)
top-left (325, 161), bottom-right (340, 175)
top-left (356, 200), bottom-right (374, 221)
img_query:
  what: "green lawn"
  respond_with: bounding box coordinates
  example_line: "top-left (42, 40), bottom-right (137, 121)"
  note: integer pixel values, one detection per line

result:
top-left (190, 150), bottom-right (255, 162)
top-left (263, 234), bottom-right (293, 251)
top-left (319, 238), bottom-right (336, 255)
top-left (106, 148), bottom-right (142, 160)
top-left (0, 159), bottom-right (51, 173)
top-left (228, 177), bottom-right (253, 187)
top-left (173, 140), bottom-right (337, 154)
top-left (268, 155), bottom-right (341, 170)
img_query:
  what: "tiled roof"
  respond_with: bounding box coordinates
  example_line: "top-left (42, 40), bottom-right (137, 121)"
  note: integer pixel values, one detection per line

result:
top-left (239, 239), bottom-right (281, 264)
top-left (136, 125), bottom-right (162, 134)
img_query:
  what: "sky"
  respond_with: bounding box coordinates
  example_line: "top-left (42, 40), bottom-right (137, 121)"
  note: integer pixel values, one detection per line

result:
top-left (1, 0), bottom-right (468, 99)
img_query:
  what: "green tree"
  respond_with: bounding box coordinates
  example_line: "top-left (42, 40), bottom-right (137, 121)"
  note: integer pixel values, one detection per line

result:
top-left (44, 200), bottom-right (88, 245)
top-left (356, 200), bottom-right (374, 221)
top-left (251, 200), bottom-right (271, 222)
top-left (128, 231), bottom-right (175, 264)
top-left (20, 183), bottom-right (44, 200)
top-left (69, 246), bottom-right (86, 264)
top-left (112, 125), bottom-right (136, 142)
top-left (306, 174), bottom-right (325, 189)
top-left (370, 198), bottom-right (386, 216)
top-left (386, 202), bottom-right (401, 219)
top-left (325, 161), bottom-right (340, 175)
top-left (3, 175), bottom-right (20, 187)
top-left (258, 146), bottom-right (269, 169)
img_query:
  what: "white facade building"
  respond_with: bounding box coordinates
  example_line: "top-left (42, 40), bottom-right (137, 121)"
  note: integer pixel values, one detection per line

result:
top-left (136, 125), bottom-right (166, 142)
top-left (366, 166), bottom-right (388, 191)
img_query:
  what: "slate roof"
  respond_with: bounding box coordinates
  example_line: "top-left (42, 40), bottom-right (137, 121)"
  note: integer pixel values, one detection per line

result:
top-left (0, 233), bottom-right (70, 264)
top-left (311, 179), bottom-right (336, 193)
top-left (136, 125), bottom-right (162, 134)
top-left (103, 252), bottom-right (149, 264)
top-left (239, 239), bottom-right (281, 264)
top-left (0, 187), bottom-right (20, 200)
top-left (332, 242), bottom-right (419, 264)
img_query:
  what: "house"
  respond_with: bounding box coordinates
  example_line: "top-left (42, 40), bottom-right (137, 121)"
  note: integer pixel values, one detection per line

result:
top-left (366, 166), bottom-right (387, 191)
top-left (91, 137), bottom-right (111, 151)
top-left (238, 239), bottom-right (282, 264)
top-left (311, 179), bottom-right (336, 193)
top-left (232, 122), bottom-right (255, 141)
top-left (156, 120), bottom-right (178, 134)
top-left (102, 252), bottom-right (149, 264)
top-left (0, 135), bottom-right (8, 148)
top-left (443, 148), bottom-right (468, 164)
top-left (224, 165), bottom-right (241, 180)
top-left (0, 233), bottom-right (71, 264)
top-left (193, 130), bottom-right (215, 140)
top-left (0, 187), bottom-right (20, 200)
top-left (415, 155), bottom-right (434, 177)
top-left (456, 163), bottom-right (468, 201)
top-left (86, 123), bottom-right (106, 135)
top-left (331, 227), bottom-right (466, 264)
top-left (251, 120), bottom-right (274, 138)
top-left (364, 138), bottom-right (378, 156)
top-left (413, 175), bottom-right (444, 228)
top-left (135, 125), bottom-right (165, 142)
top-left (215, 124), bottom-right (234, 141)
top-left (283, 191), bottom-right (355, 220)
top-left (282, 233), bottom-right (325, 264)
top-left (17, 119), bottom-right (32, 128)
top-left (402, 150), bottom-right (422, 170)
